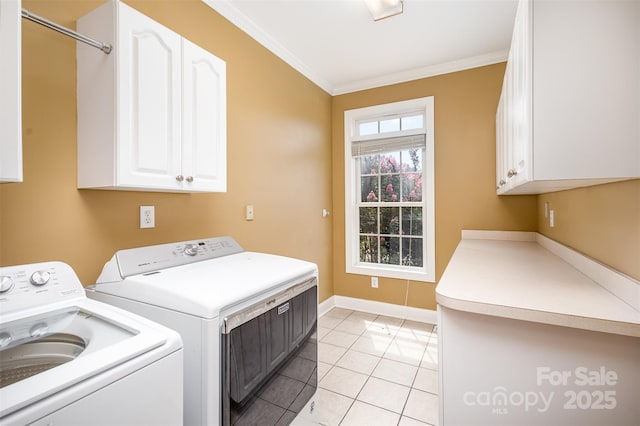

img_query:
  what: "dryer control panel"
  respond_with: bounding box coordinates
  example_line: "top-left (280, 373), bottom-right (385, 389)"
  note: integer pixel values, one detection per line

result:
top-left (96, 236), bottom-right (244, 283)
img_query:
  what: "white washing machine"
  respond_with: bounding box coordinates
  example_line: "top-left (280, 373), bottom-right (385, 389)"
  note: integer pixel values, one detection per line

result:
top-left (86, 236), bottom-right (319, 426)
top-left (0, 261), bottom-right (183, 426)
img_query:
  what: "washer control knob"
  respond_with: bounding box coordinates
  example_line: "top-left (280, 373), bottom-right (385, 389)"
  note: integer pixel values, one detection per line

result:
top-left (0, 332), bottom-right (12, 348)
top-left (184, 243), bottom-right (199, 256)
top-left (30, 270), bottom-right (51, 286)
top-left (0, 276), bottom-right (13, 293)
top-left (30, 323), bottom-right (49, 338)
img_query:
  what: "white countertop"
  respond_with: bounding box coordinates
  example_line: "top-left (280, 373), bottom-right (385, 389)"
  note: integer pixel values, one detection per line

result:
top-left (436, 231), bottom-right (640, 337)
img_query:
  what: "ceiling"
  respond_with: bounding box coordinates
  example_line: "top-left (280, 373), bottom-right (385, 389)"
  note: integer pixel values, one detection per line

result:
top-left (203, 0), bottom-right (519, 95)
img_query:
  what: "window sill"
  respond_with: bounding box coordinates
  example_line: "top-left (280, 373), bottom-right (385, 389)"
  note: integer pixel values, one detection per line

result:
top-left (347, 263), bottom-right (435, 283)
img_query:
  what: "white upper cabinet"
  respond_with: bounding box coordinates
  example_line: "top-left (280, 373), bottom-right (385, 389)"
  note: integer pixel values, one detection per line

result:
top-left (0, 0), bottom-right (22, 183)
top-left (181, 39), bottom-right (227, 192)
top-left (496, 0), bottom-right (640, 194)
top-left (115, 5), bottom-right (182, 190)
top-left (77, 0), bottom-right (226, 192)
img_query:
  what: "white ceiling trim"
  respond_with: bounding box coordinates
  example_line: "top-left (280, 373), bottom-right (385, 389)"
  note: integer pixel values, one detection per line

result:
top-left (202, 0), bottom-right (334, 94)
top-left (202, 0), bottom-right (509, 96)
top-left (332, 50), bottom-right (509, 95)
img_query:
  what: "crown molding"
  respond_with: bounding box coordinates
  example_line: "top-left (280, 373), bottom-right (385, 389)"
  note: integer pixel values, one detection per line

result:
top-left (202, 0), bottom-right (334, 94)
top-left (202, 0), bottom-right (508, 96)
top-left (332, 50), bottom-right (509, 95)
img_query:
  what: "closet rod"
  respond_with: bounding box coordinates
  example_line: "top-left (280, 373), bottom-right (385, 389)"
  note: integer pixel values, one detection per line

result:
top-left (21, 8), bottom-right (112, 54)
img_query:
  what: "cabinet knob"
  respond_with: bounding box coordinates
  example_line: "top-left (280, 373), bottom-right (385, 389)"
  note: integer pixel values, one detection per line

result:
top-left (507, 169), bottom-right (518, 178)
top-left (176, 175), bottom-right (184, 182)
top-left (499, 179), bottom-right (506, 186)
top-left (186, 176), bottom-right (194, 183)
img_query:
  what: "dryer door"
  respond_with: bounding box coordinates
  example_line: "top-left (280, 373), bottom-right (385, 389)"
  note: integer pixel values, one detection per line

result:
top-left (221, 280), bottom-right (318, 426)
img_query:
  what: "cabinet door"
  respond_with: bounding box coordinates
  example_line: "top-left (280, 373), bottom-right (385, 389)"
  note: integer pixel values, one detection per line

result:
top-left (289, 292), bottom-right (306, 349)
top-left (507, 0), bottom-right (531, 188)
top-left (116, 2), bottom-right (182, 190)
top-left (182, 39), bottom-right (227, 192)
top-left (496, 92), bottom-right (507, 193)
top-left (265, 303), bottom-right (290, 371)
top-left (303, 286), bottom-right (318, 337)
top-left (229, 316), bottom-right (268, 404)
top-left (0, 0), bottom-right (22, 183)
top-left (290, 286), bottom-right (318, 349)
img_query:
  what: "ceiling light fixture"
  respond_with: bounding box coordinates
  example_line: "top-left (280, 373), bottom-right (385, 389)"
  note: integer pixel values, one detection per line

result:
top-left (364, 0), bottom-right (404, 21)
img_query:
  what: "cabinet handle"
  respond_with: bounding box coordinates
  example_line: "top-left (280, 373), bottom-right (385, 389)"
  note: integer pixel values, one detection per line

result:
top-left (176, 175), bottom-right (184, 182)
top-left (186, 176), bottom-right (194, 183)
top-left (507, 169), bottom-right (518, 178)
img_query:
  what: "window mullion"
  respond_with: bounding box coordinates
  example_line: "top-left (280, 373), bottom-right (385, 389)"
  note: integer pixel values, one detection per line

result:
top-left (399, 205), bottom-right (403, 265)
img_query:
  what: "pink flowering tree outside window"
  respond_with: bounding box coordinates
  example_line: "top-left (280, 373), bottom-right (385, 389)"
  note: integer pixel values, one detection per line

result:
top-left (358, 149), bottom-right (423, 267)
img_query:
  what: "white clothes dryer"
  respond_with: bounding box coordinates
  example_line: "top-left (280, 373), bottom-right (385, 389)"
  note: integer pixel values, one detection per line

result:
top-left (0, 261), bottom-right (183, 426)
top-left (86, 236), bottom-right (319, 426)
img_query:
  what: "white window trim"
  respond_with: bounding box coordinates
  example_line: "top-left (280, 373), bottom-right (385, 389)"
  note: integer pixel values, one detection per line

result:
top-left (344, 96), bottom-right (435, 283)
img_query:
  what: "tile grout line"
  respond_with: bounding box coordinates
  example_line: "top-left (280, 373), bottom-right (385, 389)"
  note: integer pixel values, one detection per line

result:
top-left (320, 308), bottom-right (439, 426)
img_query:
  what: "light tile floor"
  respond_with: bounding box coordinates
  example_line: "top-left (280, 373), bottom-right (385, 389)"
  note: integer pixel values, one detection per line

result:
top-left (317, 308), bottom-right (439, 426)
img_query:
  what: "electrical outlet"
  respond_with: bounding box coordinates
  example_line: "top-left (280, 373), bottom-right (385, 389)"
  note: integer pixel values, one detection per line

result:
top-left (246, 205), bottom-right (254, 221)
top-left (371, 276), bottom-right (378, 288)
top-left (140, 206), bottom-right (155, 229)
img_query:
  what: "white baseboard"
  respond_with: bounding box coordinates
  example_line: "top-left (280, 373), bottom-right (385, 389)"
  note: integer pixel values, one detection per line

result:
top-left (319, 295), bottom-right (437, 325)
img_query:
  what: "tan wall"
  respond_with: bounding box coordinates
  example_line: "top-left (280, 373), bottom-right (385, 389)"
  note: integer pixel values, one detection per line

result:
top-left (537, 180), bottom-right (640, 281)
top-left (331, 64), bottom-right (538, 310)
top-left (0, 0), bottom-right (334, 302)
top-left (3, 1), bottom-right (635, 312)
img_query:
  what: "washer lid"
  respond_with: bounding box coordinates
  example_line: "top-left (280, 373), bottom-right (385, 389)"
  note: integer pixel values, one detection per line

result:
top-left (0, 298), bottom-right (181, 418)
top-left (91, 251), bottom-right (318, 319)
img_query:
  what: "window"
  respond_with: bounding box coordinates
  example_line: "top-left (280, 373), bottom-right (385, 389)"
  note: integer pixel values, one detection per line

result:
top-left (344, 97), bottom-right (435, 282)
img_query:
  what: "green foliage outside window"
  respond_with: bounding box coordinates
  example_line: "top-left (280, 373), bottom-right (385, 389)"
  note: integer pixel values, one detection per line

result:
top-left (358, 149), bottom-right (424, 267)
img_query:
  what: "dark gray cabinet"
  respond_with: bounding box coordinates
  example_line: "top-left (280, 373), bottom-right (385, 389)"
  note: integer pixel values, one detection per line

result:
top-left (227, 286), bottom-right (317, 404)
top-left (265, 303), bottom-right (289, 371)
top-left (228, 316), bottom-right (266, 403)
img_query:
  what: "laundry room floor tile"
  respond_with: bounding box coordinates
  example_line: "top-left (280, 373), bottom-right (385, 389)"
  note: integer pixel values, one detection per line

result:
top-left (371, 358), bottom-right (418, 387)
top-left (319, 366), bottom-right (368, 399)
top-left (323, 307), bottom-right (354, 320)
top-left (413, 367), bottom-right (439, 394)
top-left (321, 329), bottom-right (360, 348)
top-left (319, 315), bottom-right (345, 330)
top-left (340, 401), bottom-right (400, 426)
top-left (318, 388), bottom-right (353, 426)
top-left (334, 317), bottom-right (371, 335)
top-left (318, 342), bottom-right (347, 365)
top-left (399, 416), bottom-right (432, 426)
top-left (318, 308), bottom-right (439, 426)
top-left (350, 330), bottom-right (394, 357)
top-left (318, 361), bottom-right (332, 381)
top-left (335, 349), bottom-right (380, 375)
top-left (383, 335), bottom-right (427, 366)
top-left (356, 377), bottom-right (410, 414)
top-left (403, 388), bottom-right (439, 425)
